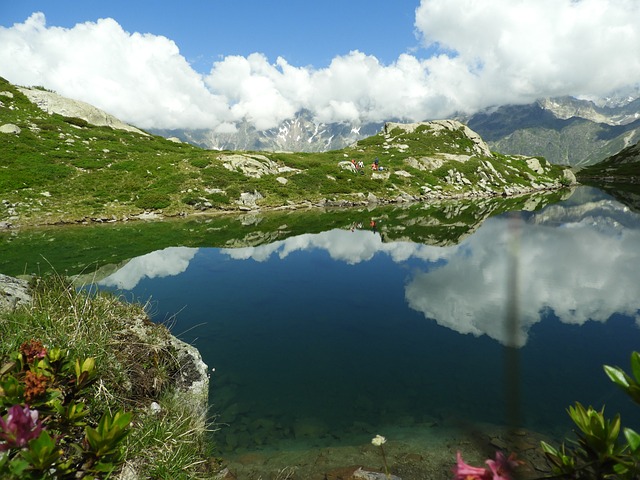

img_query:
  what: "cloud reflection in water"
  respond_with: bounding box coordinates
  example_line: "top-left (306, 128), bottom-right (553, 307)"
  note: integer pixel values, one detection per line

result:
top-left (99, 246), bottom-right (198, 290)
top-left (222, 206), bottom-right (640, 347)
top-left (405, 214), bottom-right (640, 346)
top-left (99, 198), bottom-right (640, 347)
top-left (221, 228), bottom-right (445, 264)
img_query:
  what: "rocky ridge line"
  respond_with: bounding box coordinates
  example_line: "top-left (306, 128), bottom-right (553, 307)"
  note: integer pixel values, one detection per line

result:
top-left (17, 87), bottom-right (147, 135)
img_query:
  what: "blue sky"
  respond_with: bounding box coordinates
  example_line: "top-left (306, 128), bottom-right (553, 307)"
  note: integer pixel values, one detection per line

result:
top-left (1, 1), bottom-right (425, 71)
top-left (1, 0), bottom-right (640, 131)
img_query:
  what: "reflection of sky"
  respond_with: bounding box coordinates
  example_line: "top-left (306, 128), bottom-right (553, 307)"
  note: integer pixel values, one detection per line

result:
top-left (99, 195), bottom-right (640, 347)
top-left (222, 199), bottom-right (640, 347)
top-left (99, 247), bottom-right (198, 290)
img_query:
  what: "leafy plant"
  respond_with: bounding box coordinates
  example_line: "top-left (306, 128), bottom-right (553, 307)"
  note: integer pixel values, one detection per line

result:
top-left (63, 116), bottom-right (89, 128)
top-left (135, 192), bottom-right (172, 210)
top-left (539, 351), bottom-right (640, 479)
top-left (189, 158), bottom-right (210, 168)
top-left (604, 351), bottom-right (640, 404)
top-left (0, 340), bottom-right (132, 478)
top-left (83, 409), bottom-right (132, 476)
top-left (18, 430), bottom-right (61, 472)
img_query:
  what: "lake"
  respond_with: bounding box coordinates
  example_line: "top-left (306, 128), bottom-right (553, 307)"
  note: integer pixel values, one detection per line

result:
top-left (2, 185), bottom-right (640, 477)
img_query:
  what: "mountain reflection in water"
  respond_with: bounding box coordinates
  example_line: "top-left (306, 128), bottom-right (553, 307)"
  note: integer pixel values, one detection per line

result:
top-left (93, 186), bottom-right (640, 456)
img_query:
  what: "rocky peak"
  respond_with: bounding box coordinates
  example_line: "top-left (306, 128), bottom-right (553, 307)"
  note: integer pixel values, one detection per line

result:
top-left (538, 96), bottom-right (640, 126)
top-left (383, 120), bottom-right (493, 158)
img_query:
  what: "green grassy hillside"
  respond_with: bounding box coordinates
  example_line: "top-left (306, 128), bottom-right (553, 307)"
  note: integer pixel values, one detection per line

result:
top-left (577, 140), bottom-right (640, 183)
top-left (0, 77), bottom-right (573, 227)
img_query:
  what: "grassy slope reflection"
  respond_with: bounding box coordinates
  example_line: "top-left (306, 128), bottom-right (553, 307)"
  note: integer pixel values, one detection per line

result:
top-left (0, 190), bottom-right (569, 278)
top-left (582, 182), bottom-right (640, 214)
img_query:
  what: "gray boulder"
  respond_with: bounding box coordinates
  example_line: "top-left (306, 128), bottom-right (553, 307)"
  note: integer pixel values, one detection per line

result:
top-left (238, 190), bottom-right (264, 209)
top-left (0, 123), bottom-right (21, 134)
top-left (221, 153), bottom-right (279, 178)
top-left (0, 274), bottom-right (31, 312)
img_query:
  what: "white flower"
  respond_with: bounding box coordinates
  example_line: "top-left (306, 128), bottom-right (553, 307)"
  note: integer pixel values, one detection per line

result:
top-left (371, 434), bottom-right (387, 446)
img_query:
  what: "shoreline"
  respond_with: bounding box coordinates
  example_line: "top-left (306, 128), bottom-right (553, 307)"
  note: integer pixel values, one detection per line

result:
top-left (1, 182), bottom-right (575, 231)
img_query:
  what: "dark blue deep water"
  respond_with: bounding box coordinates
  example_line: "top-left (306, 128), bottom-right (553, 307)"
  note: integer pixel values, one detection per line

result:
top-left (96, 187), bottom-right (640, 458)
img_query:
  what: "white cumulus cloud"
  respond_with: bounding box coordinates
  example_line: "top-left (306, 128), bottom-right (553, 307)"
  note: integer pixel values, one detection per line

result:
top-left (1, 0), bottom-right (639, 130)
top-left (414, 0), bottom-right (640, 107)
top-left (0, 13), bottom-right (231, 129)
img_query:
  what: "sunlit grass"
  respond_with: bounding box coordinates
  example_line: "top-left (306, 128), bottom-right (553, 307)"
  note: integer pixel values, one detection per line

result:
top-left (123, 389), bottom-right (215, 480)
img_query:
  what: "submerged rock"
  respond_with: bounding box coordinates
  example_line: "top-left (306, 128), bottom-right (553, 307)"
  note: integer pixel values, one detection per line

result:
top-left (325, 466), bottom-right (402, 480)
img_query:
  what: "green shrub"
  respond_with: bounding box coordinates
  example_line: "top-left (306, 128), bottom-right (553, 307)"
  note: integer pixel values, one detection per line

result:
top-left (109, 160), bottom-right (136, 172)
top-left (190, 158), bottom-right (210, 169)
top-left (181, 195), bottom-right (201, 206)
top-left (31, 119), bottom-right (58, 132)
top-left (71, 158), bottom-right (105, 170)
top-left (63, 116), bottom-right (89, 128)
top-left (206, 192), bottom-right (230, 205)
top-left (135, 193), bottom-right (171, 210)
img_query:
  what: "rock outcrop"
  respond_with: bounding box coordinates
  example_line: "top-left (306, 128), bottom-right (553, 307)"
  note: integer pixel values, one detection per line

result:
top-left (384, 120), bottom-right (494, 158)
top-left (0, 274), bottom-right (31, 311)
top-left (220, 153), bottom-right (300, 178)
top-left (122, 314), bottom-right (209, 423)
top-left (18, 87), bottom-right (147, 136)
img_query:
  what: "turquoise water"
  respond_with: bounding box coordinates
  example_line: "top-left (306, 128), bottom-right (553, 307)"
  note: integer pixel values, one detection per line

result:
top-left (96, 187), bottom-right (640, 458)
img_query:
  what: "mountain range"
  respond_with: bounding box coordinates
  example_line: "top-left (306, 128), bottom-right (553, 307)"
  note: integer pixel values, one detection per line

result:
top-left (152, 93), bottom-right (640, 168)
top-left (464, 96), bottom-right (640, 167)
top-left (151, 109), bottom-right (384, 154)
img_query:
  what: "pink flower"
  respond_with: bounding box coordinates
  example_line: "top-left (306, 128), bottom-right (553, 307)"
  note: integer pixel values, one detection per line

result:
top-left (485, 451), bottom-right (522, 480)
top-left (19, 339), bottom-right (47, 363)
top-left (453, 452), bottom-right (491, 480)
top-left (453, 451), bottom-right (521, 480)
top-left (0, 405), bottom-right (43, 451)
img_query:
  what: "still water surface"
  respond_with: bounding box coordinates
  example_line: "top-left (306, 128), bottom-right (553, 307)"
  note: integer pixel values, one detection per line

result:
top-left (91, 187), bottom-right (640, 461)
